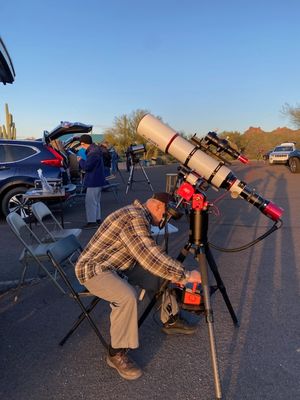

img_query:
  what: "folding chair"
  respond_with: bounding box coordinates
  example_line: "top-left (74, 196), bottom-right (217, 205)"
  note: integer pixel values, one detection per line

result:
top-left (46, 235), bottom-right (107, 349)
top-left (31, 201), bottom-right (82, 242)
top-left (6, 212), bottom-right (65, 301)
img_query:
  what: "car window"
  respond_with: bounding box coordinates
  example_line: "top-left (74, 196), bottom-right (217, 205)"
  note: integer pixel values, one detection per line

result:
top-left (274, 146), bottom-right (293, 152)
top-left (0, 144), bottom-right (38, 162)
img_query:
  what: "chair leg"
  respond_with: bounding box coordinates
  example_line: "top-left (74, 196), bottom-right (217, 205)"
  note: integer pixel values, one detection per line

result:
top-left (14, 261), bottom-right (28, 302)
top-left (34, 258), bottom-right (66, 295)
top-left (112, 188), bottom-right (118, 202)
top-left (59, 297), bottom-right (103, 346)
top-left (51, 261), bottom-right (107, 349)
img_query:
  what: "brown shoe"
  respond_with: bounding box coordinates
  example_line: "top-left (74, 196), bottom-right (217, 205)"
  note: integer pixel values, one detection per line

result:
top-left (162, 316), bottom-right (197, 335)
top-left (106, 352), bottom-right (143, 380)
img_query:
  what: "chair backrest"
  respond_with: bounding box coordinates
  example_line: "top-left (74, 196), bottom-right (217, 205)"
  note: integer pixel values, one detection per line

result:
top-left (47, 234), bottom-right (82, 266)
top-left (31, 201), bottom-right (52, 220)
top-left (31, 201), bottom-right (63, 239)
top-left (47, 235), bottom-right (85, 299)
top-left (6, 211), bottom-right (41, 245)
top-left (6, 211), bottom-right (27, 236)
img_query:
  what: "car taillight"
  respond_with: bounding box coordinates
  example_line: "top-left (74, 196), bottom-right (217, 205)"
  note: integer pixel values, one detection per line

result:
top-left (41, 146), bottom-right (63, 167)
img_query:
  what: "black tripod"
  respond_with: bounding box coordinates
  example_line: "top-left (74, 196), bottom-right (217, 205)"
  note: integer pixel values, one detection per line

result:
top-left (115, 165), bottom-right (125, 183)
top-left (125, 157), bottom-right (154, 194)
top-left (138, 190), bottom-right (238, 400)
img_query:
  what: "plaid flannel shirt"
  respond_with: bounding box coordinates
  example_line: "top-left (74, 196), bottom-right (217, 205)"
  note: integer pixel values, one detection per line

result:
top-left (75, 200), bottom-right (187, 284)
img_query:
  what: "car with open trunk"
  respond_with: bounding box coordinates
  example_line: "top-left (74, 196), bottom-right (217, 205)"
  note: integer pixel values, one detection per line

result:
top-left (0, 122), bottom-right (92, 217)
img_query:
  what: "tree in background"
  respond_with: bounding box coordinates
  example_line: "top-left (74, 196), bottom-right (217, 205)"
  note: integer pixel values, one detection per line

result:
top-left (104, 109), bottom-right (168, 161)
top-left (219, 131), bottom-right (243, 150)
top-left (281, 103), bottom-right (300, 128)
top-left (104, 109), bottom-right (148, 154)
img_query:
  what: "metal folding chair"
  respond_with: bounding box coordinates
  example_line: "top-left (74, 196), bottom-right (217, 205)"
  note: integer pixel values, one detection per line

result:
top-left (31, 201), bottom-right (82, 242)
top-left (46, 235), bottom-right (107, 349)
top-left (6, 211), bottom-right (66, 301)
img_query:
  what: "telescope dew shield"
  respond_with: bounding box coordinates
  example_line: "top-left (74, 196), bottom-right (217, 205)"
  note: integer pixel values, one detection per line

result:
top-left (137, 114), bottom-right (283, 221)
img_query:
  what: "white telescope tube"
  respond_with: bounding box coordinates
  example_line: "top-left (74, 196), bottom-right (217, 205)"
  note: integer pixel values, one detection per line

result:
top-left (137, 114), bottom-right (283, 221)
top-left (137, 114), bottom-right (239, 190)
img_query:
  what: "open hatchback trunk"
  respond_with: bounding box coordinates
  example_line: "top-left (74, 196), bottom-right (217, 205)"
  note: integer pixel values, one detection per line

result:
top-left (44, 121), bottom-right (93, 181)
top-left (0, 37), bottom-right (15, 84)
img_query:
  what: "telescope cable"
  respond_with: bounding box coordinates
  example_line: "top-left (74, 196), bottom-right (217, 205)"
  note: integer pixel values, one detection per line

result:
top-left (208, 219), bottom-right (282, 253)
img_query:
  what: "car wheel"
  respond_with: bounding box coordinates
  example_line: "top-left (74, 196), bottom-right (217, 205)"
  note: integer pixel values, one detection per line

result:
top-left (289, 157), bottom-right (300, 173)
top-left (2, 186), bottom-right (32, 218)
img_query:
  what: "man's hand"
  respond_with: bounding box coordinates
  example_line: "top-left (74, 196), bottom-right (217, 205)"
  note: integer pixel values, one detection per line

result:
top-left (187, 269), bottom-right (201, 283)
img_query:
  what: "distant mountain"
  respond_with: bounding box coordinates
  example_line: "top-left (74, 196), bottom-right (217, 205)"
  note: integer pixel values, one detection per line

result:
top-left (244, 126), bottom-right (300, 136)
top-left (221, 126), bottom-right (300, 159)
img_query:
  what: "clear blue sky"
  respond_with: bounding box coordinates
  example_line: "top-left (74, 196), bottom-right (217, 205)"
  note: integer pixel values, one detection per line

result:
top-left (1, 0), bottom-right (300, 139)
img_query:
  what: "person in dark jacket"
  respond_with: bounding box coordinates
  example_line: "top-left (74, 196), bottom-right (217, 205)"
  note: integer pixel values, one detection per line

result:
top-left (78, 134), bottom-right (107, 229)
top-left (99, 141), bottom-right (112, 177)
top-left (110, 146), bottom-right (120, 175)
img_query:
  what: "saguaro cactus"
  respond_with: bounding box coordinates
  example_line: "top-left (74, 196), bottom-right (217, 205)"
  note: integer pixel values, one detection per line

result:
top-left (0, 103), bottom-right (16, 139)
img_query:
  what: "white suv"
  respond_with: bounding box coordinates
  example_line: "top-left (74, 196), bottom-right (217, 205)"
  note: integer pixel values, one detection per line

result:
top-left (269, 142), bottom-right (296, 165)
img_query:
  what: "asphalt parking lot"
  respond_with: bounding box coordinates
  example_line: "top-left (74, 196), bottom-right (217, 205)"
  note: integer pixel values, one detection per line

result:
top-left (0, 162), bottom-right (299, 400)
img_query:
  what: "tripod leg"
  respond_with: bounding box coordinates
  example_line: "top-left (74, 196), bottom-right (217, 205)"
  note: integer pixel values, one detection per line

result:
top-left (117, 167), bottom-right (125, 183)
top-left (126, 164), bottom-right (135, 194)
top-left (140, 163), bottom-right (154, 192)
top-left (176, 243), bottom-right (192, 263)
top-left (205, 246), bottom-right (239, 326)
top-left (197, 249), bottom-right (222, 400)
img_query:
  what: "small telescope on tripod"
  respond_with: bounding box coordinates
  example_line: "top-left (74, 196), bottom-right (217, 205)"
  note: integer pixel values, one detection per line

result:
top-left (125, 143), bottom-right (154, 194)
top-left (128, 144), bottom-right (146, 163)
top-left (137, 114), bottom-right (283, 400)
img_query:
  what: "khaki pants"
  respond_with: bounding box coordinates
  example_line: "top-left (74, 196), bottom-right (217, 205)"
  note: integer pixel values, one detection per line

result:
top-left (84, 270), bottom-right (139, 349)
top-left (84, 265), bottom-right (179, 349)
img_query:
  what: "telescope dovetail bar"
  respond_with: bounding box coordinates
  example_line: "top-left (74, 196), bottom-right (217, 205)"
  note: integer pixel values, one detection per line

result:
top-left (137, 114), bottom-right (283, 222)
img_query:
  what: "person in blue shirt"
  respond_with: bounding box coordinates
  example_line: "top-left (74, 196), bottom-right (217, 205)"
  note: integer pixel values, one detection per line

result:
top-left (77, 147), bottom-right (87, 161)
top-left (77, 134), bottom-right (107, 229)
